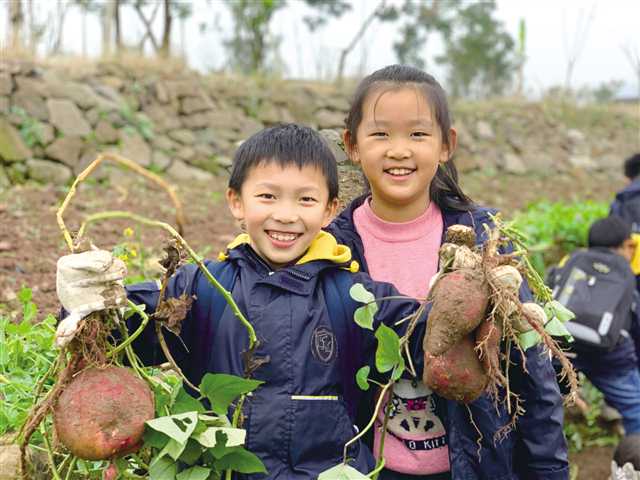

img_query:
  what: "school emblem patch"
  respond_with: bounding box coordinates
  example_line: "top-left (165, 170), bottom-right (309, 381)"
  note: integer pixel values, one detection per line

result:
top-left (311, 326), bottom-right (337, 363)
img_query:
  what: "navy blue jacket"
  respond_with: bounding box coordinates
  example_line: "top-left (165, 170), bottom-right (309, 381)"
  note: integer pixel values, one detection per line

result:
top-left (610, 178), bottom-right (640, 232)
top-left (124, 233), bottom-right (424, 479)
top-left (326, 195), bottom-right (569, 480)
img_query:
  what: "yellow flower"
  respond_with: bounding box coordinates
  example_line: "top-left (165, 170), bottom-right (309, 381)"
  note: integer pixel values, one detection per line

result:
top-left (123, 227), bottom-right (134, 238)
top-left (130, 248), bottom-right (138, 258)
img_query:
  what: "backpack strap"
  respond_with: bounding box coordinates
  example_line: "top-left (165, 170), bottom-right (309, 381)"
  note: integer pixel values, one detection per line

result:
top-left (323, 269), bottom-right (361, 417)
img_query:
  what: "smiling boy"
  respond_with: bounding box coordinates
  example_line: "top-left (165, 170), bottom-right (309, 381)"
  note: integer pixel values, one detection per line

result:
top-left (55, 124), bottom-right (424, 479)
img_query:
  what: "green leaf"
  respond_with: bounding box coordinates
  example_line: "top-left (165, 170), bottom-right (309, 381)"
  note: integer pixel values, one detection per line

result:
top-left (200, 374), bottom-right (263, 415)
top-left (213, 447), bottom-right (266, 474)
top-left (146, 412), bottom-right (198, 444)
top-left (355, 366), bottom-right (370, 391)
top-left (374, 324), bottom-right (401, 373)
top-left (210, 430), bottom-right (229, 459)
top-left (517, 329), bottom-right (541, 351)
top-left (144, 427), bottom-right (171, 449)
top-left (545, 300), bottom-right (575, 323)
top-left (391, 357), bottom-right (406, 381)
top-left (178, 438), bottom-right (203, 465)
top-left (172, 387), bottom-right (205, 414)
top-left (544, 317), bottom-right (574, 342)
top-left (354, 305), bottom-right (376, 330)
top-left (149, 456), bottom-right (177, 480)
top-left (349, 283), bottom-right (376, 304)
top-left (176, 466), bottom-right (211, 480)
top-left (17, 286), bottom-right (32, 304)
top-left (318, 463), bottom-right (370, 479)
top-left (23, 302), bottom-right (37, 323)
top-left (193, 427), bottom-right (246, 448)
top-left (157, 438), bottom-right (187, 461)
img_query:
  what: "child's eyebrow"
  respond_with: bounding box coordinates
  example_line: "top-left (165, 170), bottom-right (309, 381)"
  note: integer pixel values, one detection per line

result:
top-left (363, 119), bottom-right (434, 128)
top-left (254, 182), bottom-right (322, 194)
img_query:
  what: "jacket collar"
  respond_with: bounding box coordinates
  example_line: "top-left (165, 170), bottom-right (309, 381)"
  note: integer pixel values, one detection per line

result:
top-left (616, 178), bottom-right (640, 200)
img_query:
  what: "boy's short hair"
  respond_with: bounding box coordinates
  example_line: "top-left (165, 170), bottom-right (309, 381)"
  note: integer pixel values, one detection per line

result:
top-left (588, 215), bottom-right (632, 249)
top-left (623, 153), bottom-right (640, 180)
top-left (228, 123), bottom-right (339, 201)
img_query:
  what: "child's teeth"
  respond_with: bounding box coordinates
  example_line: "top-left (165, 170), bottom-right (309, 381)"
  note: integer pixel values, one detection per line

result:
top-left (270, 232), bottom-right (297, 241)
top-left (388, 168), bottom-right (412, 175)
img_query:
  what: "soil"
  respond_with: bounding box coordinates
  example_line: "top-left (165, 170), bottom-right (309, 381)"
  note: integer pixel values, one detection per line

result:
top-left (0, 167), bottom-right (627, 479)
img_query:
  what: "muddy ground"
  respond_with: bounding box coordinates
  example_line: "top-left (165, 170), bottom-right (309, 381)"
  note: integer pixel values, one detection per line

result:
top-left (0, 167), bottom-right (626, 479)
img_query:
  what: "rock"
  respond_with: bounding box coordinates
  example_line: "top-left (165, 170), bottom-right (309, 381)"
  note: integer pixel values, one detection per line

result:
top-left (568, 154), bottom-right (596, 170)
top-left (95, 120), bottom-right (119, 144)
top-left (151, 150), bottom-right (172, 170)
top-left (176, 146), bottom-right (195, 161)
top-left (169, 128), bottom-right (196, 145)
top-left (142, 104), bottom-right (181, 132)
top-left (165, 79), bottom-right (200, 99)
top-left (154, 82), bottom-right (170, 103)
top-left (498, 153), bottom-right (527, 174)
top-left (119, 130), bottom-right (152, 167)
top-left (7, 162), bottom-right (27, 183)
top-left (45, 136), bottom-right (84, 168)
top-left (15, 76), bottom-right (50, 97)
top-left (39, 123), bottom-right (55, 146)
top-left (566, 128), bottom-right (585, 144)
top-left (0, 72), bottom-right (13, 95)
top-left (0, 166), bottom-right (10, 189)
top-left (152, 135), bottom-right (179, 153)
top-left (180, 95), bottom-right (214, 114)
top-left (0, 96), bottom-right (9, 113)
top-left (238, 117), bottom-right (263, 139)
top-left (0, 118), bottom-right (31, 161)
top-left (167, 159), bottom-right (214, 182)
top-left (12, 92), bottom-right (49, 121)
top-left (475, 120), bottom-right (495, 140)
top-left (26, 158), bottom-right (73, 184)
top-left (181, 112), bottom-right (212, 129)
top-left (0, 443), bottom-right (21, 480)
top-left (47, 99), bottom-right (91, 136)
top-left (49, 81), bottom-right (101, 110)
top-left (316, 109), bottom-right (345, 129)
top-left (319, 129), bottom-right (348, 164)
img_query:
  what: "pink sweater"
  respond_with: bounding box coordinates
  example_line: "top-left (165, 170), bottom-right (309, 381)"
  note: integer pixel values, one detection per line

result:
top-left (353, 198), bottom-right (450, 475)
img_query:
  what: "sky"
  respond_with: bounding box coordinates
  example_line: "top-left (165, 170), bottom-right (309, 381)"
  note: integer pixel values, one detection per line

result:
top-left (1, 0), bottom-right (639, 97)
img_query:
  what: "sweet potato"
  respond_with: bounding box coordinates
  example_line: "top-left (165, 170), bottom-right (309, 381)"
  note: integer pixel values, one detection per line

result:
top-left (475, 318), bottom-right (502, 375)
top-left (424, 268), bottom-right (489, 356)
top-left (423, 334), bottom-right (488, 403)
top-left (53, 366), bottom-right (155, 460)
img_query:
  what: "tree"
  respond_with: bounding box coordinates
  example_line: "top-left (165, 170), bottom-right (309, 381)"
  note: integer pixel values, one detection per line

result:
top-left (8, 0), bottom-right (25, 51)
top-left (562, 4), bottom-right (595, 92)
top-left (301, 0), bottom-right (351, 32)
top-left (390, 0), bottom-right (458, 70)
top-left (621, 40), bottom-right (640, 99)
top-left (223, 0), bottom-right (285, 74)
top-left (436, 1), bottom-right (517, 98)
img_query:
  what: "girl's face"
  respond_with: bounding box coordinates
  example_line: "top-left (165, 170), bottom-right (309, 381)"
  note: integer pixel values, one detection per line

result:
top-left (347, 86), bottom-right (455, 222)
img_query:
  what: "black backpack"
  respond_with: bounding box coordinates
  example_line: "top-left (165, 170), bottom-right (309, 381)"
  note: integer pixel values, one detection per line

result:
top-left (548, 248), bottom-right (635, 351)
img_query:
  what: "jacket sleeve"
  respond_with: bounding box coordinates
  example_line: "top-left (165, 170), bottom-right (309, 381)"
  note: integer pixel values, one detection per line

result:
top-left (350, 272), bottom-right (426, 379)
top-left (631, 291), bottom-right (640, 368)
top-left (121, 263), bottom-right (202, 368)
top-left (478, 208), bottom-right (569, 478)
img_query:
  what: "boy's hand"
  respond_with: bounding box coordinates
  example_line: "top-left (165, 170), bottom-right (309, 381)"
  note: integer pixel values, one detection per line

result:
top-left (56, 249), bottom-right (127, 348)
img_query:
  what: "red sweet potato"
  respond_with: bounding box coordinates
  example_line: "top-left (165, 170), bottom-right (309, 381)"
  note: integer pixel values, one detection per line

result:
top-left (423, 334), bottom-right (488, 403)
top-left (53, 366), bottom-right (155, 460)
top-left (424, 269), bottom-right (489, 356)
top-left (475, 318), bottom-right (502, 374)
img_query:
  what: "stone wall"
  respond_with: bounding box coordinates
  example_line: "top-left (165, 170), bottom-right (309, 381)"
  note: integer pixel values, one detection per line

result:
top-left (0, 58), bottom-right (638, 190)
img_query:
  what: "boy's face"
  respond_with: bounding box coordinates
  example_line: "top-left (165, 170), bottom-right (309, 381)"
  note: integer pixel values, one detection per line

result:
top-left (226, 161), bottom-right (338, 269)
top-left (617, 238), bottom-right (637, 262)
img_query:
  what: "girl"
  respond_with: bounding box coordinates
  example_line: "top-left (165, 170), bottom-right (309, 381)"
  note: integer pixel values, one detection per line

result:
top-left (327, 65), bottom-right (569, 480)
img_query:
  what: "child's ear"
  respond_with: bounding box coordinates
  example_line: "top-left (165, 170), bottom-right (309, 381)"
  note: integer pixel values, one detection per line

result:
top-left (440, 127), bottom-right (458, 164)
top-left (226, 188), bottom-right (244, 221)
top-left (342, 129), bottom-right (359, 164)
top-left (322, 198), bottom-right (339, 227)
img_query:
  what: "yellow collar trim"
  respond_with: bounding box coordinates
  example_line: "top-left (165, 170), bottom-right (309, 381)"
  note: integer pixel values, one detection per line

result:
top-left (217, 231), bottom-right (359, 271)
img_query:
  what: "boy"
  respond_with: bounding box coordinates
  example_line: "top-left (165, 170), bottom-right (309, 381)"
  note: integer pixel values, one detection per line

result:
top-left (55, 124), bottom-right (423, 479)
top-left (549, 216), bottom-right (640, 470)
top-left (611, 152), bottom-right (640, 233)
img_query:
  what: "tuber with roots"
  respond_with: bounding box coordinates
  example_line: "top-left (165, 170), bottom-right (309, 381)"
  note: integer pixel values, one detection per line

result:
top-left (53, 366), bottom-right (155, 460)
top-left (422, 222), bottom-right (577, 418)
